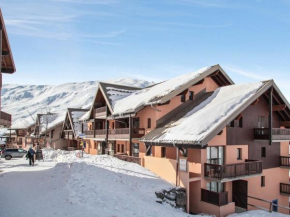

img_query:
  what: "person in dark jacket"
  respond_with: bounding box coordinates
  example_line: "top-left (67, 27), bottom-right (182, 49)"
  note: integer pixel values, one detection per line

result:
top-left (26, 147), bottom-right (35, 166)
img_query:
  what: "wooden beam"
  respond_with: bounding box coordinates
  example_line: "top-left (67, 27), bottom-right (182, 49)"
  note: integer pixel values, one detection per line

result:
top-left (208, 70), bottom-right (219, 77)
top-left (273, 104), bottom-right (286, 111)
top-left (251, 98), bottom-right (259, 105)
top-left (280, 121), bottom-right (290, 127)
top-left (1, 68), bottom-right (14, 73)
top-left (2, 51), bottom-right (9, 56)
top-left (269, 87), bottom-right (273, 145)
top-left (193, 79), bottom-right (204, 86)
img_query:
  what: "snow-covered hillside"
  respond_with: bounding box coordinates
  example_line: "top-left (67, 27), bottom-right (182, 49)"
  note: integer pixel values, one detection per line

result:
top-left (2, 78), bottom-right (153, 129)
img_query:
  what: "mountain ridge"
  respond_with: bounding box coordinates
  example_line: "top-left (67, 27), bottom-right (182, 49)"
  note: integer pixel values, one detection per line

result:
top-left (2, 78), bottom-right (153, 129)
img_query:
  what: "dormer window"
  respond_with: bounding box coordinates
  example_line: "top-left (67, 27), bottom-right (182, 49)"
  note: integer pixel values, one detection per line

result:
top-left (181, 94), bottom-right (186, 103)
top-left (189, 91), bottom-right (194, 100)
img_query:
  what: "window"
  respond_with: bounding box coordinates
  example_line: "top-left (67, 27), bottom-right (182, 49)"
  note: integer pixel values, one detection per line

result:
top-left (189, 91), bottom-right (194, 100)
top-left (161, 147), bottom-right (166, 158)
top-left (146, 145), bottom-right (152, 156)
top-left (207, 182), bottom-right (224, 193)
top-left (51, 130), bottom-right (54, 138)
top-left (207, 146), bottom-right (224, 165)
top-left (261, 176), bottom-right (265, 187)
top-left (94, 142), bottom-right (97, 149)
top-left (229, 120), bottom-right (235, 127)
top-left (147, 118), bottom-right (151, 129)
top-left (261, 147), bottom-right (266, 157)
top-left (112, 122), bottom-right (115, 129)
top-left (258, 116), bottom-right (268, 128)
top-left (238, 117), bottom-right (243, 128)
top-left (237, 148), bottom-right (242, 160)
top-left (133, 118), bottom-right (140, 128)
top-left (117, 144), bottom-right (120, 152)
top-left (121, 144), bottom-right (124, 153)
top-left (181, 94), bottom-right (186, 103)
top-left (132, 143), bottom-right (139, 157)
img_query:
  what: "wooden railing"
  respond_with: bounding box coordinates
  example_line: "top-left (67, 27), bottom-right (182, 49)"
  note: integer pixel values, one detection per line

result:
top-left (280, 156), bottom-right (290, 167)
top-left (95, 129), bottom-right (106, 135)
top-left (201, 189), bottom-right (228, 206)
top-left (204, 160), bottom-right (263, 180)
top-left (254, 128), bottom-right (290, 141)
top-left (84, 128), bottom-right (145, 137)
top-left (280, 183), bottom-right (290, 195)
top-left (132, 128), bottom-right (145, 136)
top-left (94, 106), bottom-right (107, 117)
top-left (109, 128), bottom-right (130, 135)
top-left (84, 130), bottom-right (94, 136)
top-left (114, 154), bottom-right (141, 165)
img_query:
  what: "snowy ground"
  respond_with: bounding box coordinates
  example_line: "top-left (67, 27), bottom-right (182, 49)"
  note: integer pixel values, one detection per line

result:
top-left (0, 149), bottom-right (288, 217)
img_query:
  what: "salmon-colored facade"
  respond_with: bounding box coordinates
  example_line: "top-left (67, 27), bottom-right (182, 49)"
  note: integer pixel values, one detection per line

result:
top-left (74, 65), bottom-right (290, 216)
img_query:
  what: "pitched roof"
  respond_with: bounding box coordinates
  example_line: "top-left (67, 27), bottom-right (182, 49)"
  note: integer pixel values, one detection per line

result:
top-left (88, 64), bottom-right (233, 118)
top-left (62, 108), bottom-right (89, 138)
top-left (141, 80), bottom-right (286, 147)
top-left (0, 9), bottom-right (16, 74)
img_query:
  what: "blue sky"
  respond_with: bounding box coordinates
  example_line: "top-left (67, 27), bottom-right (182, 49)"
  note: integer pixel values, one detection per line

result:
top-left (1, 0), bottom-right (290, 98)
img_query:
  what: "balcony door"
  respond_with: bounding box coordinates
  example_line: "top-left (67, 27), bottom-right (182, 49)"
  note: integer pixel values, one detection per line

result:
top-left (207, 146), bottom-right (224, 165)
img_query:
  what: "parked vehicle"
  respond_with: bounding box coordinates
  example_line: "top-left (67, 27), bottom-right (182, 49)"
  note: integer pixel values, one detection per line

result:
top-left (1, 148), bottom-right (27, 160)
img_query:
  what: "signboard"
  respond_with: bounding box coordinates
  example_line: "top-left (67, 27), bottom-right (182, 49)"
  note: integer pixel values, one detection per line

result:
top-left (179, 157), bottom-right (187, 172)
top-left (36, 150), bottom-right (44, 161)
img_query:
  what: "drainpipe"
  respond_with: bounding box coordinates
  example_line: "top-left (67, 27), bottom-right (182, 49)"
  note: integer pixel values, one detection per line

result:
top-left (129, 114), bottom-right (132, 156)
top-left (269, 87), bottom-right (273, 145)
top-left (173, 143), bottom-right (179, 186)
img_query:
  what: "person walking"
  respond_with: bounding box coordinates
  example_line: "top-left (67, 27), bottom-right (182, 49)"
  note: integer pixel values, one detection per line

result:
top-left (26, 146), bottom-right (35, 166)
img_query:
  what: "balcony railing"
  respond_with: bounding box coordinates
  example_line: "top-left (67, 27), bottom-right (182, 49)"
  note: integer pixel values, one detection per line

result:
top-left (84, 130), bottom-right (94, 138)
top-left (254, 128), bottom-right (290, 141)
top-left (204, 160), bottom-right (263, 181)
top-left (109, 128), bottom-right (130, 135)
top-left (95, 129), bottom-right (106, 135)
top-left (280, 183), bottom-right (290, 195)
top-left (0, 111), bottom-right (11, 127)
top-left (114, 154), bottom-right (141, 165)
top-left (94, 106), bottom-right (107, 118)
top-left (280, 156), bottom-right (290, 168)
top-left (201, 189), bottom-right (228, 206)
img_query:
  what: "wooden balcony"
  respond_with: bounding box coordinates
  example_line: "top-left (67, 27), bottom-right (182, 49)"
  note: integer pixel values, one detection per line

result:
top-left (94, 106), bottom-right (107, 118)
top-left (204, 160), bottom-right (263, 182)
top-left (201, 188), bottom-right (228, 206)
top-left (64, 131), bottom-right (74, 140)
top-left (254, 128), bottom-right (290, 141)
top-left (114, 154), bottom-right (141, 165)
top-left (0, 111), bottom-right (11, 127)
top-left (84, 130), bottom-right (94, 138)
top-left (280, 156), bottom-right (290, 168)
top-left (108, 128), bottom-right (145, 140)
top-left (280, 183), bottom-right (290, 196)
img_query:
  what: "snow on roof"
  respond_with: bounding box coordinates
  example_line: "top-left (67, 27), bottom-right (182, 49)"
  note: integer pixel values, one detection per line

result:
top-left (79, 110), bottom-right (91, 121)
top-left (39, 113), bottom-right (65, 133)
top-left (71, 110), bottom-right (88, 137)
top-left (108, 66), bottom-right (211, 115)
top-left (142, 82), bottom-right (264, 145)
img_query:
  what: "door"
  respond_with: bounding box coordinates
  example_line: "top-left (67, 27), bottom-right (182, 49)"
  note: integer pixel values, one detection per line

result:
top-left (101, 142), bottom-right (106, 155)
top-left (233, 180), bottom-right (248, 209)
top-left (272, 199), bottom-right (278, 212)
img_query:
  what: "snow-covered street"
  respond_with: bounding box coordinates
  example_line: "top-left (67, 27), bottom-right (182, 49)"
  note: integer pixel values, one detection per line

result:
top-left (0, 149), bottom-right (193, 217)
top-left (0, 150), bottom-right (288, 217)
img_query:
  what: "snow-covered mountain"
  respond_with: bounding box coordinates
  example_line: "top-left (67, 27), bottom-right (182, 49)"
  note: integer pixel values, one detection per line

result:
top-left (2, 78), bottom-right (153, 129)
